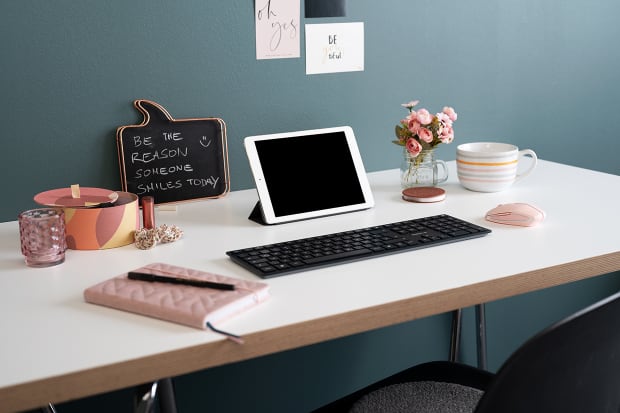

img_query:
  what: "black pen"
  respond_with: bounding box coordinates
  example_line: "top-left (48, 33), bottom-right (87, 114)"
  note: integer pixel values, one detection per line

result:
top-left (127, 271), bottom-right (236, 291)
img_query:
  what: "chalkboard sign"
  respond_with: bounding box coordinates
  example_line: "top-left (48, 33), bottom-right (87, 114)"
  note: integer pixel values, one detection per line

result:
top-left (116, 100), bottom-right (229, 204)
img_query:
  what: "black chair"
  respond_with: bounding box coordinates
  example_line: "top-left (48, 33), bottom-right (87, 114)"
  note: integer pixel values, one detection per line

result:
top-left (314, 290), bottom-right (620, 413)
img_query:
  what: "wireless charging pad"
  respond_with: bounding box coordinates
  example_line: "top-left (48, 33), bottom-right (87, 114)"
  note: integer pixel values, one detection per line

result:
top-left (402, 187), bottom-right (446, 203)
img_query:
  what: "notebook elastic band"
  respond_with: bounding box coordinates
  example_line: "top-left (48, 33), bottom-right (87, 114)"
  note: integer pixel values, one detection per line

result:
top-left (206, 322), bottom-right (244, 344)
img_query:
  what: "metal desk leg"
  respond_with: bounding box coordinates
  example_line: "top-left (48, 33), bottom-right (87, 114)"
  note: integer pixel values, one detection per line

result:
top-left (450, 305), bottom-right (488, 369)
top-left (449, 309), bottom-right (462, 362)
top-left (134, 381), bottom-right (158, 413)
top-left (134, 378), bottom-right (178, 413)
top-left (158, 378), bottom-right (178, 413)
top-left (475, 303), bottom-right (488, 370)
top-left (40, 403), bottom-right (57, 413)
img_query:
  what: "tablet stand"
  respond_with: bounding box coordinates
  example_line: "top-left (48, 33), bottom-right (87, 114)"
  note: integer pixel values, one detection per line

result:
top-left (248, 201), bottom-right (270, 225)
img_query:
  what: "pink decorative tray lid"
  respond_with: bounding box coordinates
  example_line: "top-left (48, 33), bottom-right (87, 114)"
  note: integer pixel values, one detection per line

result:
top-left (34, 186), bottom-right (118, 208)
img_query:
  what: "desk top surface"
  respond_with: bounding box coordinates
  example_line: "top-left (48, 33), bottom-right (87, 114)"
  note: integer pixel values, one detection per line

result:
top-left (1, 160), bottom-right (620, 411)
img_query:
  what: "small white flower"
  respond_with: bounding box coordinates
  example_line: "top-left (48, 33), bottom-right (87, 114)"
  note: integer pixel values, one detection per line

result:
top-left (401, 100), bottom-right (419, 109)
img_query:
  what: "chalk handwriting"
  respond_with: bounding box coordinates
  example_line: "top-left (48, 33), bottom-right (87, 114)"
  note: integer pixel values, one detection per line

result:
top-left (186, 176), bottom-right (220, 188)
top-left (163, 132), bottom-right (183, 141)
top-left (136, 180), bottom-right (183, 195)
top-left (135, 176), bottom-right (221, 195)
top-left (131, 146), bottom-right (189, 164)
top-left (200, 136), bottom-right (212, 148)
top-left (133, 136), bottom-right (153, 147)
top-left (133, 163), bottom-right (194, 179)
top-left (124, 124), bottom-right (225, 200)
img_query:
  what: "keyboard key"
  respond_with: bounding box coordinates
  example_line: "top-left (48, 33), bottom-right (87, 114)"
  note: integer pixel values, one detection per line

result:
top-left (304, 248), bottom-right (373, 264)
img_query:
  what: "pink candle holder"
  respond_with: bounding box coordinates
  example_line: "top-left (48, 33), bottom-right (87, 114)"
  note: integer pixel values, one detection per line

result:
top-left (18, 208), bottom-right (67, 267)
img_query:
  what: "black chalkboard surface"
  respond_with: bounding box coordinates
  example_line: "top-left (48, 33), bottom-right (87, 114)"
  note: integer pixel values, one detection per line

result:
top-left (116, 100), bottom-right (229, 204)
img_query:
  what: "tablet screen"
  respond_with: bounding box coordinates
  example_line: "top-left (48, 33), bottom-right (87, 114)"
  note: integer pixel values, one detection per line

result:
top-left (245, 126), bottom-right (374, 224)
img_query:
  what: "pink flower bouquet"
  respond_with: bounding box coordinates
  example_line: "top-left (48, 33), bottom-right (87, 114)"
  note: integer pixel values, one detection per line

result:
top-left (393, 100), bottom-right (457, 157)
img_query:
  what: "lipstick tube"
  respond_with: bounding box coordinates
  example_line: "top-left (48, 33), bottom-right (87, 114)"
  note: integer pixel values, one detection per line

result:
top-left (141, 196), bottom-right (155, 229)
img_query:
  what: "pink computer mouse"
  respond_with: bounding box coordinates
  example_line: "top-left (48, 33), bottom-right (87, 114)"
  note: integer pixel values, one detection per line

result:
top-left (485, 203), bottom-right (546, 227)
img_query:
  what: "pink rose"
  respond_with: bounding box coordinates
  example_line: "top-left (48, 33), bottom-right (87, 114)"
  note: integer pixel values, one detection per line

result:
top-left (417, 127), bottom-right (433, 143)
top-left (440, 125), bottom-right (454, 143)
top-left (406, 137), bottom-right (422, 157)
top-left (408, 120), bottom-right (421, 135)
top-left (416, 108), bottom-right (433, 125)
top-left (436, 112), bottom-right (452, 126)
top-left (405, 111), bottom-right (417, 123)
top-left (443, 106), bottom-right (457, 122)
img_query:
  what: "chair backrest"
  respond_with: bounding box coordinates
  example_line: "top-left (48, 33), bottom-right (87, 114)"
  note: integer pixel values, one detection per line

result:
top-left (475, 290), bottom-right (620, 413)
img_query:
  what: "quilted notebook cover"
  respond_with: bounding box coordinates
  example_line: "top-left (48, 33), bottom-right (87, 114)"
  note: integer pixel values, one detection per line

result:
top-left (84, 263), bottom-right (269, 330)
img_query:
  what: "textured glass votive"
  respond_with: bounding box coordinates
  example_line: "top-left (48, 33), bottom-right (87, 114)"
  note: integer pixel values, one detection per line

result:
top-left (18, 208), bottom-right (67, 267)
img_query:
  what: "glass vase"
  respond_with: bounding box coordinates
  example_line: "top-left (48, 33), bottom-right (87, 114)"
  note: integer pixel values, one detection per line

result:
top-left (400, 149), bottom-right (448, 188)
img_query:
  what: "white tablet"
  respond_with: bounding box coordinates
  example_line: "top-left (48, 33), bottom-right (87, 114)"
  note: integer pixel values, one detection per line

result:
top-left (244, 126), bottom-right (375, 224)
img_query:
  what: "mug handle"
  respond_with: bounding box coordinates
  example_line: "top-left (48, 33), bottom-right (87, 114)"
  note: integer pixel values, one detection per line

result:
top-left (515, 149), bottom-right (537, 182)
top-left (435, 159), bottom-right (449, 184)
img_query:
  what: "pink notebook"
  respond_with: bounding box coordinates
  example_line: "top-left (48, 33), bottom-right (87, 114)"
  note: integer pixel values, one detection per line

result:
top-left (84, 263), bottom-right (269, 338)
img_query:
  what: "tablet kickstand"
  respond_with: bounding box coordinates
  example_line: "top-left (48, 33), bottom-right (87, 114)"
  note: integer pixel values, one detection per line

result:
top-left (248, 201), bottom-right (270, 225)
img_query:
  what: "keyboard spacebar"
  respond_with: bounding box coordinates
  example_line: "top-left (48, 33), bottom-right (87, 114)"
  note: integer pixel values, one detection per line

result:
top-left (304, 248), bottom-right (373, 264)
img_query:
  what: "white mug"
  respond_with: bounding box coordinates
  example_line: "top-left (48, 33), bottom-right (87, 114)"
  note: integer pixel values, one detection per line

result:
top-left (456, 142), bottom-right (537, 192)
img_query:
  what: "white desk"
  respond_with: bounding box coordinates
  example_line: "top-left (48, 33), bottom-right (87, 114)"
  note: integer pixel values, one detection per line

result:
top-left (1, 160), bottom-right (619, 412)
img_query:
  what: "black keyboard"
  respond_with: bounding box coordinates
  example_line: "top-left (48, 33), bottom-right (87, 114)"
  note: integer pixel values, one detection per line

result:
top-left (226, 214), bottom-right (491, 278)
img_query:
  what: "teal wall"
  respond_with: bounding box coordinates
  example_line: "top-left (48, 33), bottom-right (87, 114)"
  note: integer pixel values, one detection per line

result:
top-left (3, 0), bottom-right (619, 222)
top-left (4, 0), bottom-right (619, 412)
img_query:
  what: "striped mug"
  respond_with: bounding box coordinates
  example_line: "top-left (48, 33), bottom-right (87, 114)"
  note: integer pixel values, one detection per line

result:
top-left (456, 142), bottom-right (537, 192)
